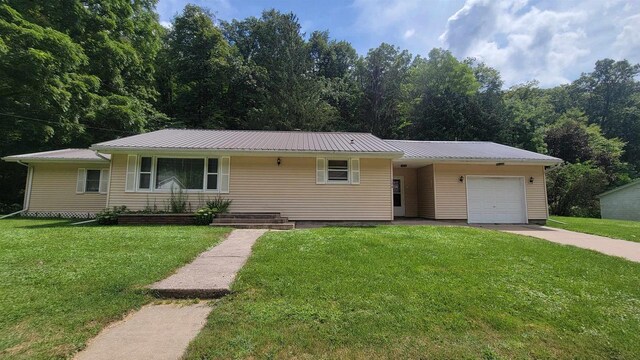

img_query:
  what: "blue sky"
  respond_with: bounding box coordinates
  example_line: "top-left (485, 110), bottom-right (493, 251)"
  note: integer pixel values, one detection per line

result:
top-left (156, 0), bottom-right (640, 87)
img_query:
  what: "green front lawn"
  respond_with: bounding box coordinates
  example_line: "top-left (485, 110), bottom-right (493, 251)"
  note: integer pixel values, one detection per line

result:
top-left (186, 226), bottom-right (640, 359)
top-left (0, 219), bottom-right (229, 359)
top-left (549, 216), bottom-right (640, 242)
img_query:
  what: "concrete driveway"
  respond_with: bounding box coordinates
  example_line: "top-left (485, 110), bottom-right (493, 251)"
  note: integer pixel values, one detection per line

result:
top-left (477, 225), bottom-right (640, 263)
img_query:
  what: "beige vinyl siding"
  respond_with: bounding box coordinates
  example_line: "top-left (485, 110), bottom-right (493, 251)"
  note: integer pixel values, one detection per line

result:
top-left (28, 163), bottom-right (108, 213)
top-left (433, 163), bottom-right (548, 220)
top-left (600, 183), bottom-right (640, 221)
top-left (416, 165), bottom-right (435, 219)
top-left (393, 167), bottom-right (418, 217)
top-left (107, 154), bottom-right (393, 220)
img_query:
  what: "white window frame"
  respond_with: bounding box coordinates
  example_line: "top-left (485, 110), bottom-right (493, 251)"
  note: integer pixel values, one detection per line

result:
top-left (84, 169), bottom-right (102, 193)
top-left (77, 168), bottom-right (109, 194)
top-left (205, 158), bottom-right (219, 191)
top-left (326, 158), bottom-right (350, 184)
top-left (137, 156), bottom-right (154, 192)
top-left (135, 155), bottom-right (222, 193)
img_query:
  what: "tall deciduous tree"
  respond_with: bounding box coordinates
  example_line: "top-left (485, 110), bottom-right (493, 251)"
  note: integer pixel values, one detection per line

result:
top-left (158, 5), bottom-right (233, 129)
top-left (356, 43), bottom-right (411, 138)
top-left (223, 10), bottom-right (338, 130)
top-left (7, 0), bottom-right (166, 143)
top-left (403, 48), bottom-right (483, 141)
top-left (573, 59), bottom-right (640, 170)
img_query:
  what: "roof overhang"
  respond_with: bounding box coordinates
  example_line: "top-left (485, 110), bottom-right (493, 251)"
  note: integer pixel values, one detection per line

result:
top-left (2, 156), bottom-right (109, 164)
top-left (89, 146), bottom-right (404, 159)
top-left (393, 157), bottom-right (563, 167)
top-left (597, 179), bottom-right (640, 198)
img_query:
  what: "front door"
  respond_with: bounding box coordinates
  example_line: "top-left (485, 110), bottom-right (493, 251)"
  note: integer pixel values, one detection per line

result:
top-left (393, 177), bottom-right (405, 217)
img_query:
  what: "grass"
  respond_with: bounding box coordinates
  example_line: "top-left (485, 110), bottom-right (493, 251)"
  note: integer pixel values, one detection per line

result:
top-left (0, 218), bottom-right (229, 359)
top-left (185, 226), bottom-right (640, 359)
top-left (549, 216), bottom-right (640, 242)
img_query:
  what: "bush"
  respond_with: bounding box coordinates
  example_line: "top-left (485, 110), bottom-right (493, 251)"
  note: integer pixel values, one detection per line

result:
top-left (166, 187), bottom-right (188, 213)
top-left (194, 207), bottom-right (216, 225)
top-left (546, 163), bottom-right (608, 217)
top-left (96, 206), bottom-right (129, 225)
top-left (206, 195), bottom-right (232, 213)
top-left (0, 203), bottom-right (22, 215)
top-left (194, 196), bottom-right (232, 225)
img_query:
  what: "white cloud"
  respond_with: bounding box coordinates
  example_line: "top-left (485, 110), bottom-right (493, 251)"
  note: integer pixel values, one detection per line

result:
top-left (350, 0), bottom-right (463, 54)
top-left (613, 13), bottom-right (640, 59)
top-left (440, 0), bottom-right (639, 87)
top-left (404, 29), bottom-right (416, 39)
top-left (160, 21), bottom-right (172, 28)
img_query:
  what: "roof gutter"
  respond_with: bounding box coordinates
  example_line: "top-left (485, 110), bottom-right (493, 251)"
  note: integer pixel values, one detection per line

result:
top-left (395, 158), bottom-right (563, 166)
top-left (2, 157), bottom-right (108, 164)
top-left (93, 151), bottom-right (111, 162)
top-left (89, 146), bottom-right (404, 159)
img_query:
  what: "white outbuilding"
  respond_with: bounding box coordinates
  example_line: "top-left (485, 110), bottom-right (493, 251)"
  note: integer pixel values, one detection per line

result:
top-left (598, 179), bottom-right (640, 221)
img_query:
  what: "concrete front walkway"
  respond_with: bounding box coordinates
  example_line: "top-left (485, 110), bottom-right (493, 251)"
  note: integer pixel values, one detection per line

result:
top-left (480, 225), bottom-right (640, 263)
top-left (74, 303), bottom-right (211, 360)
top-left (76, 229), bottom-right (268, 359)
top-left (149, 229), bottom-right (267, 298)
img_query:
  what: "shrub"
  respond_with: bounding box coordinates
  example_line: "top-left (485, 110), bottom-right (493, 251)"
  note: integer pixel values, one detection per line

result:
top-left (166, 187), bottom-right (188, 213)
top-left (194, 207), bottom-right (216, 225)
top-left (0, 203), bottom-right (22, 215)
top-left (96, 206), bottom-right (129, 225)
top-left (206, 195), bottom-right (232, 213)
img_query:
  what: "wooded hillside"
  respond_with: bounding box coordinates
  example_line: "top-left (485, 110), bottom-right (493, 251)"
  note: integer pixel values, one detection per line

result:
top-left (1, 2), bottom-right (638, 216)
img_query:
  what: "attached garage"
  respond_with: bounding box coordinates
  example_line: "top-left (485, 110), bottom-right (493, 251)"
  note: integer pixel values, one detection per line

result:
top-left (386, 140), bottom-right (562, 224)
top-left (466, 176), bottom-right (527, 224)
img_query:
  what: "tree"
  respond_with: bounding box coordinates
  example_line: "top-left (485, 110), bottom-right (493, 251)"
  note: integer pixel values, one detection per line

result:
top-left (502, 82), bottom-right (555, 153)
top-left (546, 163), bottom-right (608, 217)
top-left (573, 59), bottom-right (640, 170)
top-left (356, 43), bottom-right (412, 138)
top-left (159, 5), bottom-right (233, 129)
top-left (404, 49), bottom-right (496, 141)
top-left (0, 4), bottom-right (99, 207)
top-left (544, 110), bottom-right (627, 182)
top-left (7, 0), bottom-right (165, 143)
top-left (223, 10), bottom-right (338, 130)
top-left (307, 31), bottom-right (361, 132)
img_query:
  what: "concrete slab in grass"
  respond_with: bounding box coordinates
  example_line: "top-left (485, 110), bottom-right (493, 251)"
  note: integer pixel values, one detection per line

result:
top-left (74, 303), bottom-right (211, 360)
top-left (149, 229), bottom-right (267, 298)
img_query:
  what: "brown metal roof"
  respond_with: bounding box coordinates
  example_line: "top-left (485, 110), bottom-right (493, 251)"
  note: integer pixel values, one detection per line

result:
top-left (92, 129), bottom-right (402, 155)
top-left (2, 149), bottom-right (110, 163)
top-left (386, 140), bottom-right (562, 164)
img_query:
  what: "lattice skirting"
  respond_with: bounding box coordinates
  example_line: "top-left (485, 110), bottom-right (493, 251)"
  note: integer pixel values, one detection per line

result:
top-left (22, 211), bottom-right (97, 219)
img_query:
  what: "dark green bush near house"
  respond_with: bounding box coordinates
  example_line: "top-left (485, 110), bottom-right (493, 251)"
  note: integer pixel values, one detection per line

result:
top-left (194, 207), bottom-right (216, 225)
top-left (96, 206), bottom-right (129, 225)
top-left (193, 196), bottom-right (232, 225)
top-left (0, 203), bottom-right (21, 215)
top-left (206, 195), bottom-right (232, 213)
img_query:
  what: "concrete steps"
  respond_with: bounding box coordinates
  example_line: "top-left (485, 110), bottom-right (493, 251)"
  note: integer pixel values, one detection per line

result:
top-left (210, 212), bottom-right (295, 229)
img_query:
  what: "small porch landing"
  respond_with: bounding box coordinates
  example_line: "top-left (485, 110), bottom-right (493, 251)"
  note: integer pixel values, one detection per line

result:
top-left (210, 212), bottom-right (295, 230)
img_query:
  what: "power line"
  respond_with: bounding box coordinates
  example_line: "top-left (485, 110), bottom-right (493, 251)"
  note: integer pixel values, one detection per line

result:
top-left (0, 112), bottom-right (139, 135)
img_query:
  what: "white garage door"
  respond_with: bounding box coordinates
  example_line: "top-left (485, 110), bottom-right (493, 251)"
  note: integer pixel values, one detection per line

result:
top-left (467, 177), bottom-right (527, 224)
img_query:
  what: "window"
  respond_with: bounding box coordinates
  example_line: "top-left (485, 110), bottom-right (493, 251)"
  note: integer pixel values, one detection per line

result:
top-left (155, 158), bottom-right (204, 190)
top-left (133, 156), bottom-right (222, 191)
top-left (207, 158), bottom-right (219, 190)
top-left (138, 157), bottom-right (152, 190)
top-left (85, 170), bottom-right (101, 192)
top-left (327, 160), bottom-right (349, 182)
